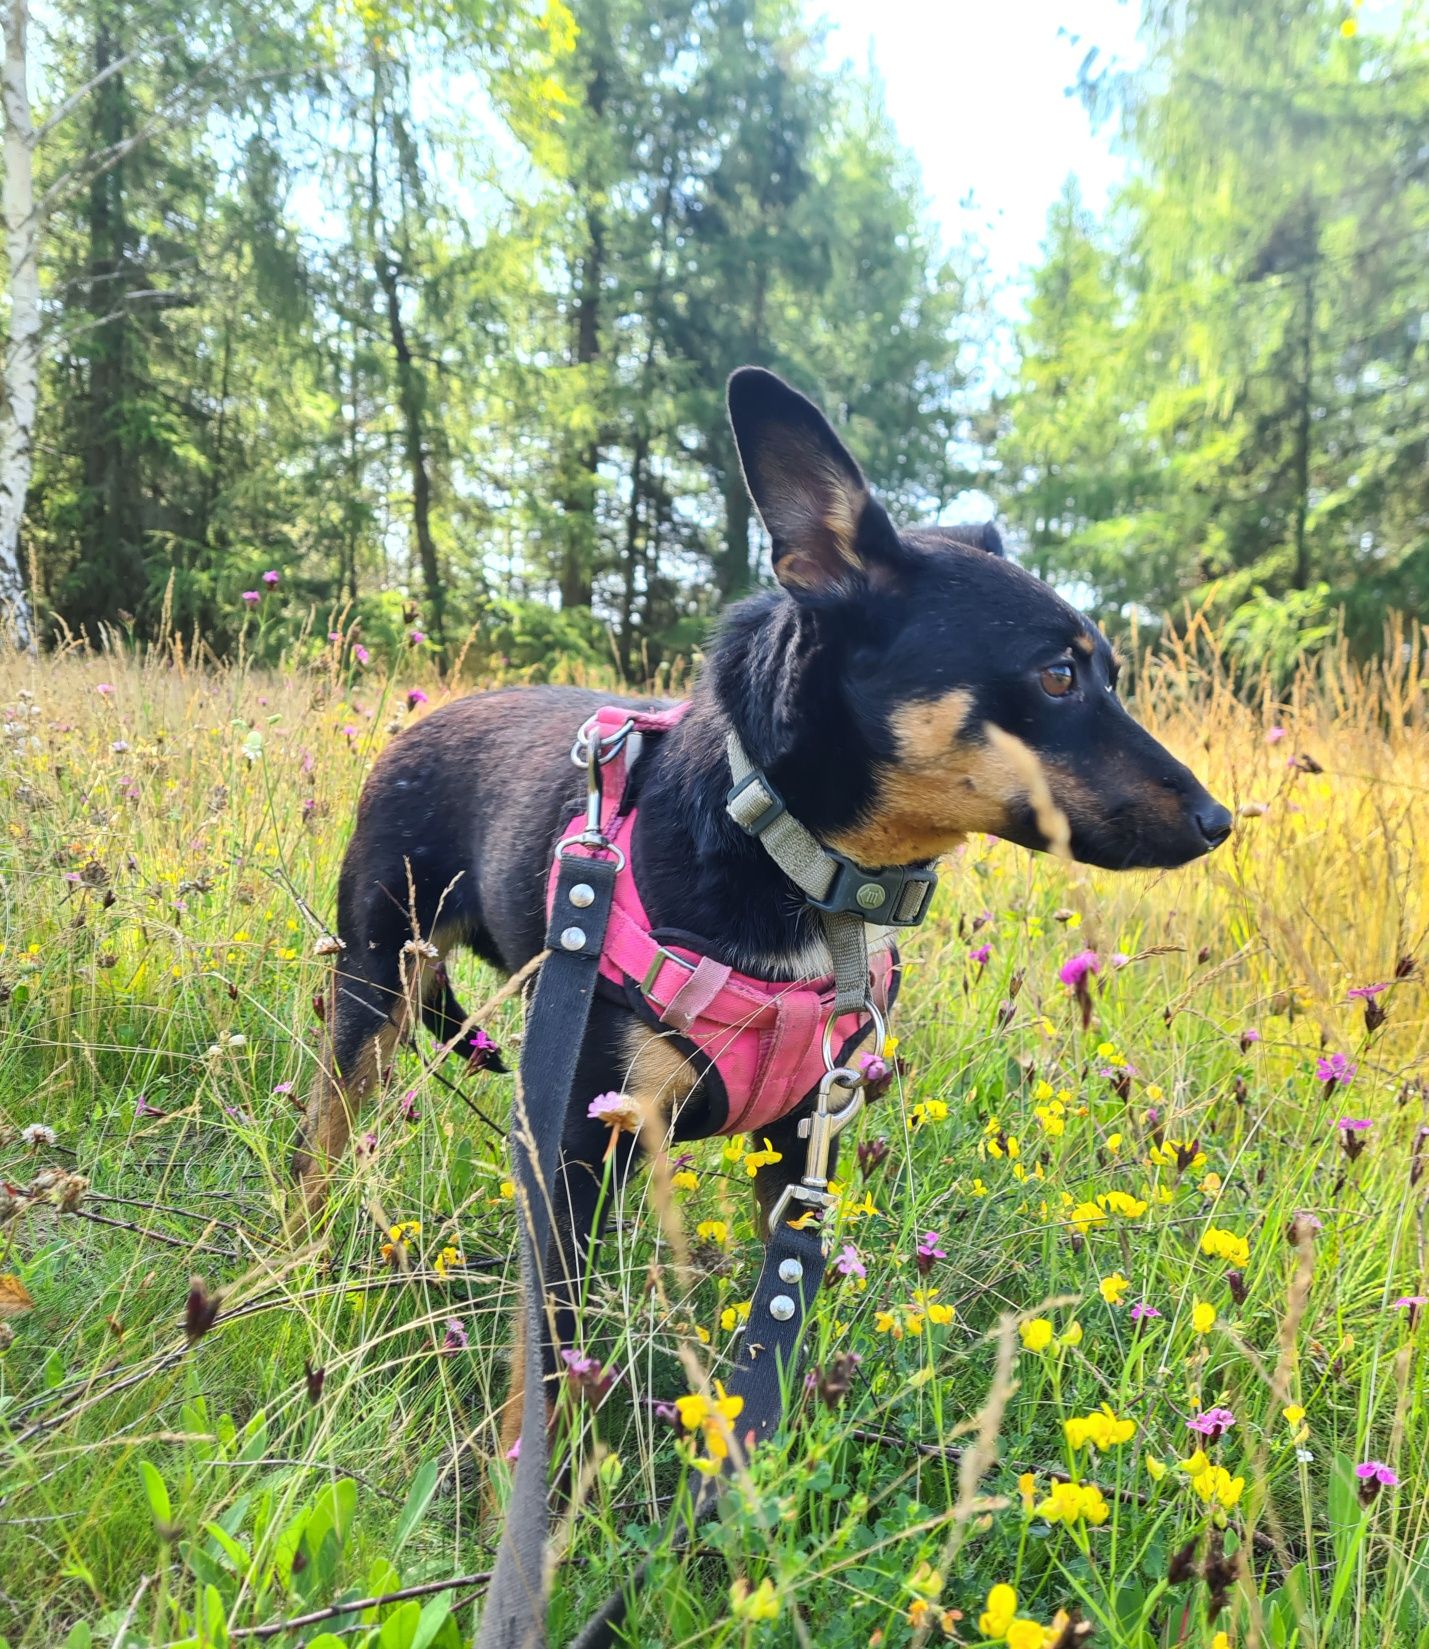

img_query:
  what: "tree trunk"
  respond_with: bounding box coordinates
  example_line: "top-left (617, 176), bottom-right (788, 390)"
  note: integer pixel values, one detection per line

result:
top-left (1290, 255), bottom-right (1315, 591)
top-left (376, 246), bottom-right (444, 643)
top-left (719, 464), bottom-right (753, 597)
top-left (0, 0), bottom-right (38, 647)
top-left (559, 203), bottom-right (602, 610)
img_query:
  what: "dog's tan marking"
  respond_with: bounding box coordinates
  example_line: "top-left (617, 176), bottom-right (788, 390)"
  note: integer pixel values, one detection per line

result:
top-left (828, 689), bottom-right (1028, 864)
top-left (293, 1011), bottom-right (402, 1219)
top-left (1073, 632), bottom-right (1096, 656)
top-left (620, 1020), bottom-right (703, 1116)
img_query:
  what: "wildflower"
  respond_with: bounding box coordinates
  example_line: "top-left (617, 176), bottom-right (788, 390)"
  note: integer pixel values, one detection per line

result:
top-left (978, 1584), bottom-right (1018, 1638)
top-left (970, 943), bottom-right (991, 965)
top-left (743, 1137), bottom-right (783, 1176)
top-left (834, 1242), bottom-right (866, 1282)
top-left (729, 1576), bottom-right (778, 1622)
top-left (1317, 1052), bottom-right (1357, 1091)
top-left (1336, 1116), bottom-right (1371, 1160)
top-left (809, 1349), bottom-right (861, 1409)
top-left (399, 1090), bottom-right (420, 1123)
top-left (1190, 1464), bottom-right (1245, 1509)
top-left (21, 1123), bottom-right (56, 1148)
top-left (910, 1098), bottom-right (948, 1128)
top-left (95, 682), bottom-right (114, 695)
top-left (433, 1241), bottom-right (463, 1276)
top-left (1150, 1138), bottom-right (1207, 1174)
top-left (1286, 1211), bottom-right (1323, 1245)
top-left (1100, 1272), bottom-right (1131, 1305)
top-left (1267, 725), bottom-right (1286, 743)
top-left (442, 1318), bottom-right (468, 1354)
top-left (1018, 1472), bottom-right (1037, 1513)
top-left (1192, 1300), bottom-right (1217, 1335)
top-left (505, 1437), bottom-right (520, 1462)
top-left (241, 590), bottom-right (260, 605)
top-left (711, 1297), bottom-right (750, 1336)
top-left (133, 1095), bottom-right (166, 1119)
top-left (1145, 1454), bottom-right (1168, 1482)
top-left (1188, 1406), bottom-right (1236, 1442)
top-left (915, 1230), bottom-right (946, 1274)
top-left (674, 1380), bottom-right (744, 1468)
top-left (1098, 1190), bottom-right (1148, 1219)
top-left (910, 1287), bottom-right (954, 1328)
top-left (588, 1090), bottom-right (641, 1133)
top-left (1283, 1404), bottom-right (1306, 1429)
top-left (970, 1177), bottom-right (989, 1197)
top-left (844, 1190), bottom-right (879, 1221)
top-left (1059, 949), bottom-right (1100, 988)
top-left (561, 1347), bottom-right (615, 1403)
top-left (1239, 1028), bottom-right (1261, 1051)
top-left (407, 688), bottom-right (429, 710)
top-left (1200, 1227), bottom-right (1251, 1267)
top-left (1130, 1302), bottom-right (1161, 1323)
top-left (857, 1135), bottom-right (891, 1177)
top-left (1069, 1199), bottom-right (1107, 1234)
top-left (672, 1168), bottom-right (699, 1192)
top-left (1064, 1405), bottom-right (1137, 1451)
top-left (1355, 1460), bottom-right (1399, 1503)
top-left (1020, 1318), bottom-right (1055, 1353)
top-left (1035, 1479), bottom-right (1110, 1526)
top-left (1392, 1294), bottom-right (1426, 1328)
top-left (381, 1219), bottom-right (421, 1263)
top-left (261, 569), bottom-right (280, 588)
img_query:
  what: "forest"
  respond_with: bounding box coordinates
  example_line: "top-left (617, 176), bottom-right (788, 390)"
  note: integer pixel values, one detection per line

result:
top-left (0, 0), bottom-right (1425, 673)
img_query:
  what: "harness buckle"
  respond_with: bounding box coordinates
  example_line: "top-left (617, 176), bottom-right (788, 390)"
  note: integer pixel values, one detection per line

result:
top-left (806, 854), bottom-right (938, 927)
top-left (725, 769), bottom-right (787, 836)
top-left (638, 946), bottom-right (696, 1009)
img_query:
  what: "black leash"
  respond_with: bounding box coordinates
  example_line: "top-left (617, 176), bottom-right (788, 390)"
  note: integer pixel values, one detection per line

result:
top-left (477, 718), bottom-right (915, 1648)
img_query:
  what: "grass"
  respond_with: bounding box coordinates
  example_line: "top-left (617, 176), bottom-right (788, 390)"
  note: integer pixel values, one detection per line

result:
top-left (0, 626), bottom-right (1426, 1649)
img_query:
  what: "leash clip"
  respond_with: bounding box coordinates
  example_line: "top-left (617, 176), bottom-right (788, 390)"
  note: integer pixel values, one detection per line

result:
top-left (765, 1063), bottom-right (864, 1241)
top-left (555, 716), bottom-right (637, 871)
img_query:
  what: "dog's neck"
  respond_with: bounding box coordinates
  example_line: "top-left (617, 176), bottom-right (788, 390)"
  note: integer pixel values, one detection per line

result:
top-left (628, 595), bottom-right (884, 979)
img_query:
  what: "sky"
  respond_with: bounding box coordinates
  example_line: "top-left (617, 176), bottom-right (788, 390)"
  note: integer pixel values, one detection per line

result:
top-left (817, 0), bottom-right (1145, 308)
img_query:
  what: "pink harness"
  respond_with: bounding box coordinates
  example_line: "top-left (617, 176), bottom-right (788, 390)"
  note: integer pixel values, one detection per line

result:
top-left (546, 703), bottom-right (894, 1136)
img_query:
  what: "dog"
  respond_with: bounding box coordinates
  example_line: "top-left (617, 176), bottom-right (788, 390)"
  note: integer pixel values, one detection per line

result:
top-left (293, 366), bottom-right (1232, 1454)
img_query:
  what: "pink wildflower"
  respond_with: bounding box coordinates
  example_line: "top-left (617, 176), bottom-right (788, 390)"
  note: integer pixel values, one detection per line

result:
top-left (1188, 1406), bottom-right (1236, 1441)
top-left (1059, 949), bottom-right (1100, 988)
top-left (834, 1242), bottom-right (866, 1281)
top-left (969, 943), bottom-right (991, 965)
top-left (443, 1318), bottom-right (469, 1354)
top-left (407, 687), bottom-right (429, 710)
top-left (261, 569), bottom-right (280, 588)
top-left (915, 1230), bottom-right (947, 1275)
top-left (241, 590), bottom-right (260, 605)
top-left (1317, 1052), bottom-right (1357, 1087)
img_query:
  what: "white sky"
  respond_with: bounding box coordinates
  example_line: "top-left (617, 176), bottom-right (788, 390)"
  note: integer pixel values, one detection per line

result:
top-left (818, 0), bottom-right (1144, 305)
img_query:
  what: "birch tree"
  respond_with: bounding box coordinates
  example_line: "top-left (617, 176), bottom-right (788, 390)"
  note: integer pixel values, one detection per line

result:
top-left (0, 0), bottom-right (37, 648)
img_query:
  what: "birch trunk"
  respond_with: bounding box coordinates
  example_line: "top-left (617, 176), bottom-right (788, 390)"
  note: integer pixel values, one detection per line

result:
top-left (0, 0), bottom-right (37, 649)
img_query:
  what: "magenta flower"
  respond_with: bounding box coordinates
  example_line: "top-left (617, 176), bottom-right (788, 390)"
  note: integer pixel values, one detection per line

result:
top-left (505, 1437), bottom-right (520, 1462)
top-left (261, 569), bottom-right (280, 588)
top-left (834, 1242), bottom-right (866, 1281)
top-left (1110, 951), bottom-right (1130, 967)
top-left (1059, 949), bottom-right (1100, 988)
top-left (915, 1230), bottom-right (947, 1275)
top-left (1188, 1406), bottom-right (1236, 1441)
top-left (1355, 1459), bottom-right (1399, 1502)
top-left (859, 1052), bottom-right (889, 1085)
top-left (1266, 726), bottom-right (1287, 744)
top-left (1337, 1117), bottom-right (1372, 1133)
top-left (1348, 983), bottom-right (1388, 1001)
top-left (95, 682), bottom-right (114, 696)
top-left (561, 1347), bottom-right (615, 1402)
top-left (1391, 1295), bottom-right (1426, 1328)
top-left (240, 590), bottom-right (260, 605)
top-left (407, 687), bottom-right (429, 710)
top-left (1318, 1052), bottom-right (1358, 1087)
top-left (969, 943), bottom-right (991, 965)
top-left (409, 628), bottom-right (426, 645)
top-left (1240, 1028), bottom-right (1261, 1051)
top-left (588, 1091), bottom-right (641, 1132)
top-left (399, 1090), bottom-right (420, 1123)
top-left (353, 643), bottom-right (370, 666)
top-left (133, 1096), bottom-right (165, 1119)
top-left (1130, 1302), bottom-right (1161, 1322)
top-left (442, 1318), bottom-right (469, 1354)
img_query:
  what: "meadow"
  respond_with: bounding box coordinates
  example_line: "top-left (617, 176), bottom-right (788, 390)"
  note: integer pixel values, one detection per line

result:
top-left (0, 622), bottom-right (1426, 1649)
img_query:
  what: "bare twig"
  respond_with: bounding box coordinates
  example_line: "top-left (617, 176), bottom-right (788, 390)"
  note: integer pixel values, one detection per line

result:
top-left (228, 1572), bottom-right (492, 1639)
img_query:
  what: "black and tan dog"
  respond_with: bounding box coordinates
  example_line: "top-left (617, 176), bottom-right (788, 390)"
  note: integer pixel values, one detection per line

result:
top-left (294, 367), bottom-right (1231, 1443)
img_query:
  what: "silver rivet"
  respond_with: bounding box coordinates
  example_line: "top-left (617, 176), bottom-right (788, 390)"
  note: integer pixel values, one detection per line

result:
top-left (769, 1294), bottom-right (796, 1322)
top-left (568, 883), bottom-right (595, 909)
top-left (778, 1258), bottom-right (803, 1284)
top-left (560, 926), bottom-right (586, 951)
top-left (856, 882), bottom-right (887, 910)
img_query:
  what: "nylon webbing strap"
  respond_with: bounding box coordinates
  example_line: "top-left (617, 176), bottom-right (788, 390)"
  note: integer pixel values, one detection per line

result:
top-left (569, 1219), bottom-right (830, 1648)
top-left (475, 850), bottom-right (619, 1649)
top-left (724, 732), bottom-right (868, 1018)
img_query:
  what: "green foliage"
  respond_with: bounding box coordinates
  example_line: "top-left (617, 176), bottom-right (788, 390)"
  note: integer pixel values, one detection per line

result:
top-left (994, 1), bottom-right (1429, 655)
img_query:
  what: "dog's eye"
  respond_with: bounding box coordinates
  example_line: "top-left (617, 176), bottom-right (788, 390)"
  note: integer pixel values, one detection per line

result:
top-left (1039, 661), bottom-right (1075, 699)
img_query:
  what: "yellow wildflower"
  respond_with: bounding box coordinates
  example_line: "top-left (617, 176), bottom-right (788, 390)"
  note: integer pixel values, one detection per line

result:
top-left (1192, 1300), bottom-right (1217, 1335)
top-left (1200, 1226), bottom-right (1251, 1266)
top-left (720, 1299), bottom-right (751, 1332)
top-left (1098, 1190), bottom-right (1148, 1219)
top-left (1191, 1464), bottom-right (1245, 1509)
top-left (1145, 1454), bottom-right (1168, 1481)
top-left (978, 1584), bottom-right (1018, 1638)
top-left (1036, 1479), bottom-right (1109, 1526)
top-left (695, 1219), bottom-right (729, 1246)
top-left (729, 1577), bottom-right (779, 1621)
top-left (1282, 1404), bottom-right (1306, 1429)
top-left (1064, 1404), bottom-right (1136, 1451)
top-left (910, 1098), bottom-right (949, 1128)
top-left (672, 1168), bottom-right (699, 1191)
top-left (1018, 1472), bottom-right (1036, 1514)
top-left (743, 1137), bottom-right (783, 1177)
top-left (1006, 1622), bottom-right (1046, 1649)
top-left (1099, 1272), bottom-right (1131, 1305)
top-left (674, 1380), bottom-right (744, 1465)
top-left (1020, 1317), bottom-right (1055, 1353)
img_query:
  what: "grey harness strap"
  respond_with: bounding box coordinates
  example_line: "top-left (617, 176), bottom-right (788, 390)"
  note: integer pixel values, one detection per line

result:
top-left (725, 730), bottom-right (936, 1015)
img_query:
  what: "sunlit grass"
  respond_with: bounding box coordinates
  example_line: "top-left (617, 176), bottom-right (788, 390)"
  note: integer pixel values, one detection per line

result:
top-left (0, 628), bottom-right (1426, 1648)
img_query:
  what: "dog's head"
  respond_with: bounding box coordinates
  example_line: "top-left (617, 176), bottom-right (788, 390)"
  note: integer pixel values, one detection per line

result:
top-left (720, 366), bottom-right (1232, 871)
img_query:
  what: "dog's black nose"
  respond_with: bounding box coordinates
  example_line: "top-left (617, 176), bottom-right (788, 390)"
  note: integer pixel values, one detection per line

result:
top-left (1196, 802), bottom-right (1234, 848)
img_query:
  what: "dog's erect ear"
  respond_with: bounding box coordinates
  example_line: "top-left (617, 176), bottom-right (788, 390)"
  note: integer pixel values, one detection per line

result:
top-left (944, 520), bottom-right (1006, 557)
top-left (727, 366), bottom-right (903, 597)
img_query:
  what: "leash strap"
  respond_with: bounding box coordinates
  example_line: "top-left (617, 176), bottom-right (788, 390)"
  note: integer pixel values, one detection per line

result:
top-left (568, 1219), bottom-right (830, 1649)
top-left (476, 848), bottom-right (619, 1649)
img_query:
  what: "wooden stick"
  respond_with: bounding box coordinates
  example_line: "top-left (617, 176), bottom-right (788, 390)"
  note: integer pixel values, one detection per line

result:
top-left (228, 1572), bottom-right (492, 1639)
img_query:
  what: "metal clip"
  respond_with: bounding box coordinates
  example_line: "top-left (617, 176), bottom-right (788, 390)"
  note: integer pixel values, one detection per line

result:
top-left (554, 716), bottom-right (633, 871)
top-left (765, 1064), bottom-right (864, 1240)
